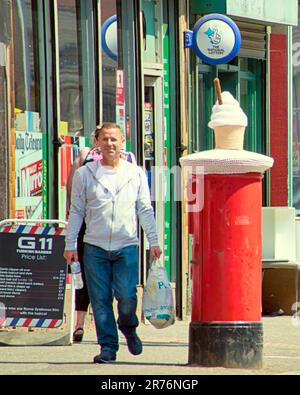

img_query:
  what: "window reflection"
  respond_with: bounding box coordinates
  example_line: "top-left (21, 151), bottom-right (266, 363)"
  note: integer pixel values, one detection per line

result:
top-left (58, 0), bottom-right (83, 136)
top-left (13, 0), bottom-right (43, 220)
top-left (13, 0), bottom-right (40, 120)
top-left (101, 0), bottom-right (117, 123)
top-left (196, 74), bottom-right (205, 152)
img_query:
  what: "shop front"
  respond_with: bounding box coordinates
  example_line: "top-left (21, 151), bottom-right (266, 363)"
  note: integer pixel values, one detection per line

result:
top-left (189, 0), bottom-right (298, 204)
top-left (187, 0), bottom-right (298, 317)
top-left (0, 0), bottom-right (186, 317)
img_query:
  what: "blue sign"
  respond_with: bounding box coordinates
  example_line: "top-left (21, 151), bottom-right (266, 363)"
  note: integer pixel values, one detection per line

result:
top-left (191, 14), bottom-right (241, 65)
top-left (102, 15), bottom-right (118, 61)
top-left (184, 30), bottom-right (193, 48)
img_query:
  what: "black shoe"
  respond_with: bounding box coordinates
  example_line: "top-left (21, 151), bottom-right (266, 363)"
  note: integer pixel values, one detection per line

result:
top-left (73, 328), bottom-right (84, 343)
top-left (124, 332), bottom-right (143, 356)
top-left (93, 350), bottom-right (117, 364)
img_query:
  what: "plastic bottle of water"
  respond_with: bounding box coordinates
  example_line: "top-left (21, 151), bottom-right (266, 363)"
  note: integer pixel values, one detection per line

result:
top-left (70, 261), bottom-right (84, 290)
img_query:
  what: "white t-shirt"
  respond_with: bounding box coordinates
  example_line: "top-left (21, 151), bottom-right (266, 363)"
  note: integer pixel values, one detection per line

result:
top-left (96, 161), bottom-right (126, 196)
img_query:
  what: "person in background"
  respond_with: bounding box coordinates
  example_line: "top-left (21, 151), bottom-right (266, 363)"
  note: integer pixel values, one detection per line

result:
top-left (66, 127), bottom-right (136, 343)
top-left (64, 123), bottom-right (161, 363)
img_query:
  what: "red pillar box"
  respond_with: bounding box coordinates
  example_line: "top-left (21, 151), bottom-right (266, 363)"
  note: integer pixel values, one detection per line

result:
top-left (181, 149), bottom-right (273, 369)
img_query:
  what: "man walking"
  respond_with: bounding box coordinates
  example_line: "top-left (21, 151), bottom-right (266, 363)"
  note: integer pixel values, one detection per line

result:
top-left (64, 123), bottom-right (161, 363)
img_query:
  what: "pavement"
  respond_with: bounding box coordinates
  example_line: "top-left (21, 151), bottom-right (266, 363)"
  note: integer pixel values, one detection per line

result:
top-left (0, 315), bottom-right (300, 376)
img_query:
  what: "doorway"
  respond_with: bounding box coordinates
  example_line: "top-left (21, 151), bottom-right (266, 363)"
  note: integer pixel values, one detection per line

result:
top-left (140, 75), bottom-right (165, 284)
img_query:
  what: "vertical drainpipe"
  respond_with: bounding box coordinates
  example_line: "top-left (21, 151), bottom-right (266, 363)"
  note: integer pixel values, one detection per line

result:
top-left (287, 25), bottom-right (293, 207)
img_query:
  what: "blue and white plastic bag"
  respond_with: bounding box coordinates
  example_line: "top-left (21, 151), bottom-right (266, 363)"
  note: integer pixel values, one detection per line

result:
top-left (142, 259), bottom-right (175, 329)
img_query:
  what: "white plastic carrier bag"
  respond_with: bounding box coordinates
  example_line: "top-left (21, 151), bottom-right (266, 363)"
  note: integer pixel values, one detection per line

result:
top-left (142, 259), bottom-right (175, 329)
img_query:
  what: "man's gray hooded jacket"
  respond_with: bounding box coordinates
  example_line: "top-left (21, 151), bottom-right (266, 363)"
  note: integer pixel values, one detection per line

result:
top-left (65, 159), bottom-right (159, 251)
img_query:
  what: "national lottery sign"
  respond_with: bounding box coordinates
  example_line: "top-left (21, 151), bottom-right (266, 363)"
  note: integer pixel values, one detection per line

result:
top-left (191, 14), bottom-right (241, 65)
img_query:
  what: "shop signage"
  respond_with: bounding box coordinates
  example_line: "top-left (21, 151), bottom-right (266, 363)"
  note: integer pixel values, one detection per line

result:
top-left (0, 229), bottom-right (67, 327)
top-left (116, 69), bottom-right (126, 140)
top-left (187, 14), bottom-right (241, 65)
top-left (102, 15), bottom-right (117, 61)
top-left (15, 131), bottom-right (43, 219)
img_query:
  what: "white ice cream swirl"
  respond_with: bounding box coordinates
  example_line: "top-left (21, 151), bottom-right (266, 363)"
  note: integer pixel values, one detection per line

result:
top-left (208, 91), bottom-right (248, 129)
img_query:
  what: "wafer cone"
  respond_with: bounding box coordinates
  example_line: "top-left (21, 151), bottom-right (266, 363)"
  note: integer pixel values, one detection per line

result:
top-left (213, 125), bottom-right (245, 150)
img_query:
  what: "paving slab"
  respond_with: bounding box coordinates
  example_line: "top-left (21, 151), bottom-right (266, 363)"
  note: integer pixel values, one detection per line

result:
top-left (0, 317), bottom-right (300, 375)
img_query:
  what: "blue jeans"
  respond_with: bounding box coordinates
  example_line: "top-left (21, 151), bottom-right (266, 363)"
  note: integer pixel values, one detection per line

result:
top-left (83, 243), bottom-right (139, 353)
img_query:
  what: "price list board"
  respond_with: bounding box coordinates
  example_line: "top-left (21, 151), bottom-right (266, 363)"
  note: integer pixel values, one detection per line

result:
top-left (0, 229), bottom-right (67, 326)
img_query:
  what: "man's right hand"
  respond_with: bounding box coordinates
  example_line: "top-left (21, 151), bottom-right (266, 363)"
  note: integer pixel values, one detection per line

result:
top-left (63, 250), bottom-right (78, 265)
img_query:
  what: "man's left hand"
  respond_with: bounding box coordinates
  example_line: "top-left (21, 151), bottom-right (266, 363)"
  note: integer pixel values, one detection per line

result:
top-left (150, 246), bottom-right (162, 259)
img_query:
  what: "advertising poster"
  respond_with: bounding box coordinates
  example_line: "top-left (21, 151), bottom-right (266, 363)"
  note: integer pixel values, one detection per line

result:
top-left (116, 69), bottom-right (126, 140)
top-left (15, 131), bottom-right (43, 219)
top-left (58, 134), bottom-right (80, 221)
top-left (0, 231), bottom-right (67, 324)
top-left (144, 102), bottom-right (154, 160)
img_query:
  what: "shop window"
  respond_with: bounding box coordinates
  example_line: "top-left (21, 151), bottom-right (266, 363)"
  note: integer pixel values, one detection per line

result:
top-left (240, 78), bottom-right (255, 151)
top-left (192, 58), bottom-right (263, 154)
top-left (141, 0), bottom-right (162, 65)
top-left (192, 63), bottom-right (215, 152)
top-left (239, 58), bottom-right (264, 154)
top-left (101, 0), bottom-right (117, 123)
top-left (58, 0), bottom-right (83, 136)
top-left (240, 57), bottom-right (249, 72)
top-left (13, 0), bottom-right (40, 122)
top-left (195, 73), bottom-right (206, 152)
top-left (0, 0), bottom-right (11, 45)
top-left (13, 0), bottom-right (43, 220)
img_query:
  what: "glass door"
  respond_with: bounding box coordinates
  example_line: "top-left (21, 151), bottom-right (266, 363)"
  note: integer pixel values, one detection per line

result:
top-left (55, 0), bottom-right (99, 220)
top-left (141, 75), bottom-right (164, 283)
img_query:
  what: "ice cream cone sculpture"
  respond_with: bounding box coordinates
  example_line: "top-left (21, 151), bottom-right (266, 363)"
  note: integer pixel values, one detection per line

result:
top-left (209, 79), bottom-right (248, 150)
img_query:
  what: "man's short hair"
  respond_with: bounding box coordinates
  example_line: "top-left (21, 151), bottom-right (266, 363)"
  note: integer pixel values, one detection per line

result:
top-left (94, 123), bottom-right (122, 139)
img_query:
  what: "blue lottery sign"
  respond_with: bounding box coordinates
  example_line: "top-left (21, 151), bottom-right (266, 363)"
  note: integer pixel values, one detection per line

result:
top-left (191, 14), bottom-right (241, 65)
